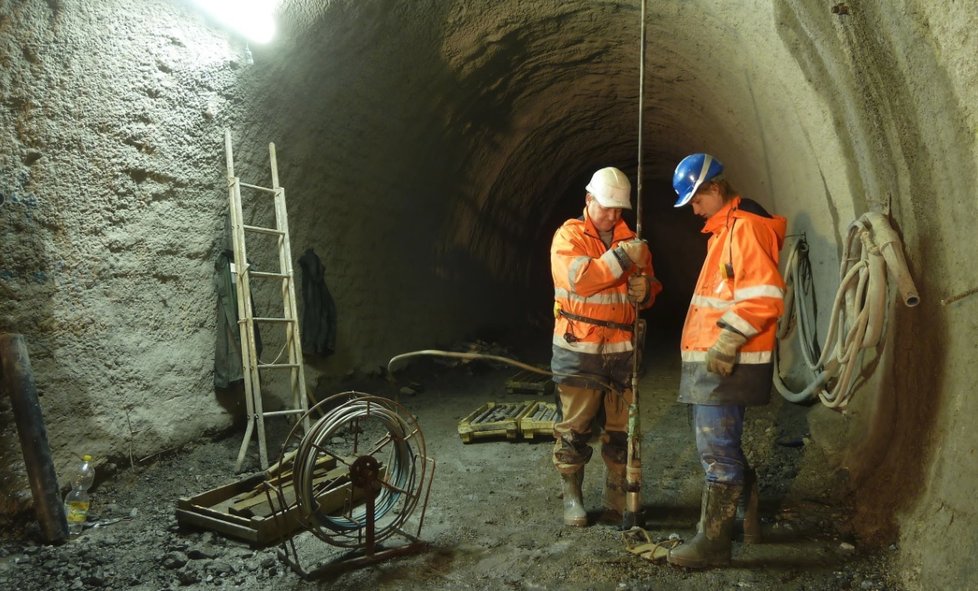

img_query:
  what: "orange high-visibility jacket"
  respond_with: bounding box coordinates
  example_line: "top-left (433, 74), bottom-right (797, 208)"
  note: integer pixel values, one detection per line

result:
top-left (681, 196), bottom-right (786, 361)
top-left (678, 196), bottom-right (786, 405)
top-left (551, 208), bottom-right (661, 374)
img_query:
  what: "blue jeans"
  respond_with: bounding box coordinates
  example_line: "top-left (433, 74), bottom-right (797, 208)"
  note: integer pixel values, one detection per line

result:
top-left (692, 404), bottom-right (746, 485)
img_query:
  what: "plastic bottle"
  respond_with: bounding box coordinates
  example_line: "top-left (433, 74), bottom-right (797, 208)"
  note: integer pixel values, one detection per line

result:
top-left (63, 454), bottom-right (95, 536)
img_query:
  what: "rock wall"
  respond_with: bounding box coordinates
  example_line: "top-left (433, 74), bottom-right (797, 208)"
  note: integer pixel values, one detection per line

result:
top-left (0, 0), bottom-right (248, 508)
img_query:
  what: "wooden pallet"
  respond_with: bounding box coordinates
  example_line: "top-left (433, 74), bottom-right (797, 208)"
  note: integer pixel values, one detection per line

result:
top-left (457, 401), bottom-right (536, 443)
top-left (519, 401), bottom-right (557, 440)
top-left (505, 369), bottom-right (554, 396)
top-left (175, 453), bottom-right (378, 546)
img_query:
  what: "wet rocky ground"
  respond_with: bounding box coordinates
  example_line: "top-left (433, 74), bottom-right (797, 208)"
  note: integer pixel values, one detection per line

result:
top-left (0, 346), bottom-right (904, 590)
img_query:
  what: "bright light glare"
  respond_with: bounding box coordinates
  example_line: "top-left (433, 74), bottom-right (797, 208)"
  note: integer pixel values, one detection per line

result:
top-left (192, 0), bottom-right (279, 44)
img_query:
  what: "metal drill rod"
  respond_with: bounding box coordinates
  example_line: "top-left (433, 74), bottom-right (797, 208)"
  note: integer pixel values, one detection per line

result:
top-left (486, 408), bottom-right (508, 423)
top-left (473, 406), bottom-right (496, 424)
top-left (623, 0), bottom-right (648, 531)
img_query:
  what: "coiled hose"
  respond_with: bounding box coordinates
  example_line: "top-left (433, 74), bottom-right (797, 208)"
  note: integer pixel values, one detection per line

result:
top-left (775, 212), bottom-right (918, 408)
top-left (387, 349), bottom-right (616, 392)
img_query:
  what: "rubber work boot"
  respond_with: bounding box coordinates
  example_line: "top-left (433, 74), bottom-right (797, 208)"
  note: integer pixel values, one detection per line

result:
top-left (603, 463), bottom-right (627, 518)
top-left (668, 482), bottom-right (741, 568)
top-left (737, 468), bottom-right (761, 544)
top-left (561, 469), bottom-right (587, 527)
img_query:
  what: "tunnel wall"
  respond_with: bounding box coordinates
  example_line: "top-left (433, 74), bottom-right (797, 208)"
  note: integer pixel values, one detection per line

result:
top-left (768, 3), bottom-right (978, 589)
top-left (0, 0), bottom-right (250, 509)
top-left (0, 0), bottom-right (515, 514)
top-left (238, 0), bottom-right (518, 390)
top-left (639, 2), bottom-right (978, 588)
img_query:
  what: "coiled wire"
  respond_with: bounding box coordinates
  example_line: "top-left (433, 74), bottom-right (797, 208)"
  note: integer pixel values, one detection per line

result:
top-left (288, 392), bottom-right (425, 548)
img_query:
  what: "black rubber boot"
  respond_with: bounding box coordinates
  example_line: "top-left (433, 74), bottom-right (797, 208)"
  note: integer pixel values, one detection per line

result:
top-left (668, 482), bottom-right (740, 568)
top-left (737, 468), bottom-right (761, 544)
top-left (561, 468), bottom-right (587, 527)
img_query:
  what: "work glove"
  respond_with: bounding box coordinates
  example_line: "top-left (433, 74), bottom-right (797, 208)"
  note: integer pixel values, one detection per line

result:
top-left (706, 329), bottom-right (749, 376)
top-left (617, 239), bottom-right (650, 268)
top-left (627, 275), bottom-right (650, 304)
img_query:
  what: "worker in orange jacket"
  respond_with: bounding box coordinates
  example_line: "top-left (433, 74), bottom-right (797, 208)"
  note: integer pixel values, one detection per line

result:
top-left (666, 153), bottom-right (787, 568)
top-left (550, 166), bottom-right (662, 527)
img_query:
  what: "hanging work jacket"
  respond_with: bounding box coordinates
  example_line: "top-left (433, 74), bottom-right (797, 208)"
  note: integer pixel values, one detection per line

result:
top-left (551, 208), bottom-right (661, 390)
top-left (678, 196), bottom-right (787, 406)
top-left (213, 250), bottom-right (263, 389)
top-left (297, 248), bottom-right (337, 356)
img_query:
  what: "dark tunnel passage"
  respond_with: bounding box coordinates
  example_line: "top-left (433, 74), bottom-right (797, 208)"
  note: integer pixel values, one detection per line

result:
top-left (236, 0), bottom-right (756, 358)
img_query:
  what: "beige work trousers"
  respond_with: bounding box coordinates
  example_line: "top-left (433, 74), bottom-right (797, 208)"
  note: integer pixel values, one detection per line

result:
top-left (552, 383), bottom-right (633, 474)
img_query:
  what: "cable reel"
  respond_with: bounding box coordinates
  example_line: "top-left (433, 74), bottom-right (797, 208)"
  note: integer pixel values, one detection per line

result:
top-left (272, 391), bottom-right (435, 579)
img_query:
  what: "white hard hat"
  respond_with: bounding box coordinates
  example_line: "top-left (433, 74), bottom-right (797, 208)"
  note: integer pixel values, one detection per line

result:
top-left (586, 167), bottom-right (632, 209)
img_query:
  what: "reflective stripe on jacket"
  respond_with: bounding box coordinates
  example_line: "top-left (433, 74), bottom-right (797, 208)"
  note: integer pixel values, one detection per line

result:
top-left (551, 208), bottom-right (661, 389)
top-left (678, 196), bottom-right (786, 405)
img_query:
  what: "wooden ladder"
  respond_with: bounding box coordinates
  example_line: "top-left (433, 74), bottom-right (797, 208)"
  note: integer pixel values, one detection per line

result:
top-left (224, 129), bottom-right (309, 472)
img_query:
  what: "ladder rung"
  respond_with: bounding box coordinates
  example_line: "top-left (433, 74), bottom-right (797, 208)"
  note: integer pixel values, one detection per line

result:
top-left (249, 317), bottom-right (295, 323)
top-left (238, 182), bottom-right (278, 194)
top-left (250, 271), bottom-right (290, 279)
top-left (257, 363), bottom-right (302, 369)
top-left (243, 224), bottom-right (285, 236)
top-left (262, 409), bottom-right (307, 418)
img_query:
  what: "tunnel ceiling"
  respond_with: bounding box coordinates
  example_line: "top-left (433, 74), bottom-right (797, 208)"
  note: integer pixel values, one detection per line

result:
top-left (251, 0), bottom-right (837, 310)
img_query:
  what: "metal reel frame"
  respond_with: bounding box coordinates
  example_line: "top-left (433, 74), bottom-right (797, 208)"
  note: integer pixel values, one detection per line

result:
top-left (267, 391), bottom-right (435, 580)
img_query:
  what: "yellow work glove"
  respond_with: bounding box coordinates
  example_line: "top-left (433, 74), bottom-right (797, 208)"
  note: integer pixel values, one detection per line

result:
top-left (706, 329), bottom-right (748, 376)
top-left (627, 275), bottom-right (650, 304)
top-left (617, 239), bottom-right (650, 268)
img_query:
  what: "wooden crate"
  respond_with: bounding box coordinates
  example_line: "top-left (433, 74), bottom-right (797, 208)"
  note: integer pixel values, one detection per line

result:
top-left (176, 473), bottom-right (299, 547)
top-left (519, 401), bottom-right (557, 440)
top-left (505, 369), bottom-right (554, 396)
top-left (457, 401), bottom-right (535, 443)
top-left (175, 454), bottom-right (376, 547)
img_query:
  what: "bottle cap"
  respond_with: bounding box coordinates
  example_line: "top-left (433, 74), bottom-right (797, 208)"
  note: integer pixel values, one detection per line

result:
top-left (82, 454), bottom-right (93, 461)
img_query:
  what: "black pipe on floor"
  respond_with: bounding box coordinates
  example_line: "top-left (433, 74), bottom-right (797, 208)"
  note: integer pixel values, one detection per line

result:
top-left (0, 333), bottom-right (68, 544)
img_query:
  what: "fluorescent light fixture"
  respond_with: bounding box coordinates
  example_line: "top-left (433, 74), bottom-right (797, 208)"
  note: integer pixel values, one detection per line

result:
top-left (192, 0), bottom-right (279, 44)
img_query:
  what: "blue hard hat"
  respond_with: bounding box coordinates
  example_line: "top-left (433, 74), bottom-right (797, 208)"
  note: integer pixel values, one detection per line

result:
top-left (672, 153), bottom-right (724, 207)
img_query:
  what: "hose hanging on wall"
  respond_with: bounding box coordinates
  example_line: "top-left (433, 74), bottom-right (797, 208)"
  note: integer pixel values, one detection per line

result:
top-left (774, 212), bottom-right (919, 409)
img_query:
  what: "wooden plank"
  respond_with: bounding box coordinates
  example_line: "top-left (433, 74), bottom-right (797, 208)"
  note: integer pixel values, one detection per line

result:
top-left (176, 509), bottom-right (260, 544)
top-left (229, 453), bottom-right (337, 509)
top-left (178, 459), bottom-right (388, 546)
top-left (520, 401), bottom-right (557, 440)
top-left (233, 465), bottom-right (350, 518)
